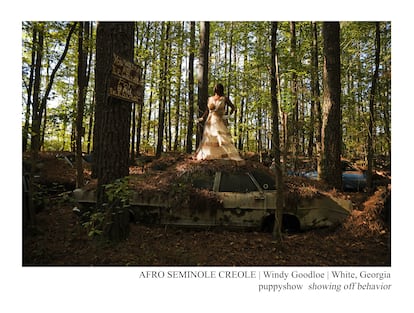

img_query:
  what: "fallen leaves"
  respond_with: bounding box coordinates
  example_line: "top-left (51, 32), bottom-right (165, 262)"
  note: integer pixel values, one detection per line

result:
top-left (23, 152), bottom-right (391, 266)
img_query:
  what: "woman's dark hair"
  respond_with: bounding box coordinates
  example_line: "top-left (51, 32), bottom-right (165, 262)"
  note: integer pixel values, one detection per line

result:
top-left (213, 83), bottom-right (224, 96)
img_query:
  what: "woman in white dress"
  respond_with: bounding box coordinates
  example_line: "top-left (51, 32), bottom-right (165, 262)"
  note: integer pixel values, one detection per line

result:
top-left (195, 84), bottom-right (243, 161)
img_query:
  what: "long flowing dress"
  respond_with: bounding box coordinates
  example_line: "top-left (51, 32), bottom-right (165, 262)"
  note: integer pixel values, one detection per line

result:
top-left (195, 96), bottom-right (243, 161)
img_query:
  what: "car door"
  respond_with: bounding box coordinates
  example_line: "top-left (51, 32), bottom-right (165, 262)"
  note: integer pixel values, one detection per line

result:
top-left (215, 171), bottom-right (268, 227)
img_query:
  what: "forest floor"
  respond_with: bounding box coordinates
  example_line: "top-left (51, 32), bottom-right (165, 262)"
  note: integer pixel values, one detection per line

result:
top-left (22, 152), bottom-right (391, 266)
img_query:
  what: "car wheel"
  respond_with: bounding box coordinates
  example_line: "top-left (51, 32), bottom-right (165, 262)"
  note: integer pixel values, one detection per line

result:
top-left (261, 214), bottom-right (301, 233)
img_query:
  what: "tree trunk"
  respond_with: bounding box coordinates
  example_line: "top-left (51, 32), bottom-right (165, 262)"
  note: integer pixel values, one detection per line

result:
top-left (75, 22), bottom-right (89, 188)
top-left (383, 60), bottom-right (391, 160)
top-left (144, 23), bottom-right (159, 153)
top-left (238, 98), bottom-right (244, 151)
top-left (310, 22), bottom-right (322, 164)
top-left (135, 68), bottom-right (144, 157)
top-left (186, 21), bottom-right (195, 154)
top-left (166, 27), bottom-right (173, 152)
top-left (86, 96), bottom-right (94, 154)
top-left (320, 22), bottom-right (342, 189)
top-left (173, 22), bottom-right (184, 151)
top-left (95, 22), bottom-right (135, 242)
top-left (277, 54), bottom-right (288, 172)
top-left (226, 23), bottom-right (234, 133)
top-left (131, 102), bottom-right (136, 160)
top-left (30, 23), bottom-right (44, 158)
top-left (135, 22), bottom-right (151, 157)
top-left (270, 22), bottom-right (284, 243)
top-left (32, 22), bottom-right (77, 156)
top-left (85, 23), bottom-right (94, 155)
top-left (238, 32), bottom-right (249, 151)
top-left (366, 22), bottom-right (381, 190)
top-left (156, 22), bottom-right (170, 158)
top-left (130, 23), bottom-right (140, 161)
top-left (290, 22), bottom-right (299, 172)
top-left (196, 21), bottom-right (210, 146)
top-left (23, 24), bottom-right (37, 153)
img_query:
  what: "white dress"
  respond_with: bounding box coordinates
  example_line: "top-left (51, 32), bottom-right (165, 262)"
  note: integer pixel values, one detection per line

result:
top-left (195, 96), bottom-right (242, 161)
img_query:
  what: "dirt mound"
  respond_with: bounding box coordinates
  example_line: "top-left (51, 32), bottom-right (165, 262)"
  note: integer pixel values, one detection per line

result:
top-left (24, 151), bottom-right (92, 189)
top-left (343, 185), bottom-right (391, 235)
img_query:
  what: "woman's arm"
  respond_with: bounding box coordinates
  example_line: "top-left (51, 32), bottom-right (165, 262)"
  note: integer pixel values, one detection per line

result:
top-left (200, 109), bottom-right (208, 120)
top-left (197, 100), bottom-right (210, 122)
top-left (225, 97), bottom-right (236, 115)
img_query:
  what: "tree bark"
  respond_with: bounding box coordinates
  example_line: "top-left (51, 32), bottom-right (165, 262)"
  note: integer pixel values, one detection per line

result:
top-left (320, 22), bottom-right (342, 189)
top-left (95, 22), bottom-right (135, 241)
top-left (270, 22), bottom-right (284, 242)
top-left (156, 22), bottom-right (170, 158)
top-left (308, 22), bottom-right (322, 160)
top-left (23, 24), bottom-right (36, 153)
top-left (186, 21), bottom-right (195, 154)
top-left (30, 23), bottom-right (44, 158)
top-left (75, 22), bottom-right (89, 188)
top-left (290, 22), bottom-right (299, 172)
top-left (173, 22), bottom-right (184, 151)
top-left (366, 22), bottom-right (381, 189)
top-left (196, 21), bottom-right (210, 146)
top-left (135, 22), bottom-right (150, 158)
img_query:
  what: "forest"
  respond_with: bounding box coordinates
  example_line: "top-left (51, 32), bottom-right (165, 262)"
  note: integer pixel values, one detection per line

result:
top-left (22, 21), bottom-right (391, 164)
top-left (22, 21), bottom-right (391, 266)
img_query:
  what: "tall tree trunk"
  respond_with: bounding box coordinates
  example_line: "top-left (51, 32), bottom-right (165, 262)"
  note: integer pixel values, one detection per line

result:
top-left (131, 102), bottom-right (136, 160)
top-left (166, 27), bottom-right (173, 152)
top-left (86, 23), bottom-right (94, 155)
top-left (156, 22), bottom-right (170, 158)
top-left (95, 22), bottom-right (135, 241)
top-left (366, 22), bottom-right (381, 189)
top-left (136, 22), bottom-right (151, 157)
top-left (270, 22), bottom-right (284, 243)
top-left (135, 67), bottom-right (144, 157)
top-left (238, 31), bottom-right (249, 151)
top-left (130, 23), bottom-right (146, 161)
top-left (320, 22), bottom-right (342, 189)
top-left (86, 93), bottom-right (94, 154)
top-left (75, 22), bottom-right (89, 188)
top-left (186, 21), bottom-right (195, 153)
top-left (30, 23), bottom-right (44, 158)
top-left (23, 24), bottom-right (37, 153)
top-left (145, 24), bottom-right (158, 153)
top-left (146, 89), bottom-right (153, 150)
top-left (130, 23), bottom-right (139, 161)
top-left (309, 22), bottom-right (322, 163)
top-left (173, 22), bottom-right (184, 151)
top-left (290, 21), bottom-right (299, 171)
top-left (196, 21), bottom-right (210, 146)
top-left (238, 98), bottom-right (244, 151)
top-left (32, 22), bottom-right (77, 156)
top-left (257, 104), bottom-right (263, 155)
top-left (383, 61), bottom-right (391, 160)
top-left (226, 22), bottom-right (234, 132)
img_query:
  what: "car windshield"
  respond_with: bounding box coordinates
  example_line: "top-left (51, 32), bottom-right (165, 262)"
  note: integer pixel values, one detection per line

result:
top-left (192, 173), bottom-right (215, 191)
top-left (251, 170), bottom-right (276, 190)
top-left (342, 161), bottom-right (358, 171)
top-left (219, 172), bottom-right (259, 193)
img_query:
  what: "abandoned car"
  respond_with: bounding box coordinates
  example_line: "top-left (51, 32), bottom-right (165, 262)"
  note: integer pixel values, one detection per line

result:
top-left (303, 160), bottom-right (367, 191)
top-left (72, 160), bottom-right (352, 232)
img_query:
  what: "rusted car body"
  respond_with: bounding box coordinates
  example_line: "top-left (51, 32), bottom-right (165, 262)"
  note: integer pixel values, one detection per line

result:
top-left (73, 166), bottom-right (352, 231)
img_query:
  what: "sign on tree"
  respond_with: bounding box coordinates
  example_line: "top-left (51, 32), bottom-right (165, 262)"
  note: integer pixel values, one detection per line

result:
top-left (109, 53), bottom-right (142, 103)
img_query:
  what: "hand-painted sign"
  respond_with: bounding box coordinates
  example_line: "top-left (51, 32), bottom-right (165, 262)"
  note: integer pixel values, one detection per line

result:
top-left (109, 53), bottom-right (142, 102)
